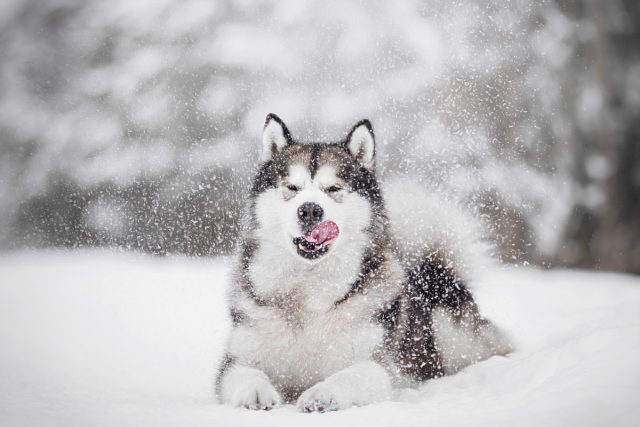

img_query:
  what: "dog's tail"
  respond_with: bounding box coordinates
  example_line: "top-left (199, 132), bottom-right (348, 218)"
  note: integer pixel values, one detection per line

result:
top-left (383, 175), bottom-right (494, 288)
top-left (384, 176), bottom-right (513, 371)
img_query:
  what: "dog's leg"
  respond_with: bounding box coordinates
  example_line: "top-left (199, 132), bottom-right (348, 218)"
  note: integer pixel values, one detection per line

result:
top-left (297, 360), bottom-right (391, 412)
top-left (218, 365), bottom-right (281, 410)
top-left (431, 306), bottom-right (512, 375)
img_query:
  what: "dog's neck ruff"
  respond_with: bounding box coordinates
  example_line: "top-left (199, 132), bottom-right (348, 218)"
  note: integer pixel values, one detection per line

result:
top-left (240, 233), bottom-right (390, 312)
top-left (333, 252), bottom-right (386, 307)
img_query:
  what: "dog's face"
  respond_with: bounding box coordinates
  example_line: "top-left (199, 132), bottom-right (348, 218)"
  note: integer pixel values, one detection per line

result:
top-left (251, 114), bottom-right (382, 263)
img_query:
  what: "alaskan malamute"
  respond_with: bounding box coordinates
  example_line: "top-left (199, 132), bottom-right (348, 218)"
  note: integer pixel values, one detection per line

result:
top-left (216, 114), bottom-right (511, 412)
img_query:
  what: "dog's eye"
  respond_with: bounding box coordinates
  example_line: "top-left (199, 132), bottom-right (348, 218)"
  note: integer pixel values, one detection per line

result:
top-left (326, 185), bottom-right (342, 193)
top-left (285, 184), bottom-right (299, 192)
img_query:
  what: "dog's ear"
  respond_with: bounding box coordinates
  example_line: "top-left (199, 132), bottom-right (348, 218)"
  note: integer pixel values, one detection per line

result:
top-left (345, 119), bottom-right (375, 171)
top-left (261, 113), bottom-right (292, 162)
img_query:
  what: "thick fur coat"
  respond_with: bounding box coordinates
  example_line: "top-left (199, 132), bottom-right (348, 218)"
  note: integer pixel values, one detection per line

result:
top-left (216, 114), bottom-right (510, 412)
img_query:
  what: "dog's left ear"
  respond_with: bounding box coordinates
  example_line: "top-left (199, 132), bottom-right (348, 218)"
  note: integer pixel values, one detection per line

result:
top-left (345, 119), bottom-right (375, 171)
top-left (261, 113), bottom-right (292, 162)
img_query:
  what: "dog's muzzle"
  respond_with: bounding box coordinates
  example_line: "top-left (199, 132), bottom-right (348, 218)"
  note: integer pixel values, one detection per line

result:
top-left (292, 220), bottom-right (340, 260)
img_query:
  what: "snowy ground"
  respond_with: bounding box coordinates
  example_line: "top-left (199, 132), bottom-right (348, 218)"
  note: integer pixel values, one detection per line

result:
top-left (0, 251), bottom-right (639, 427)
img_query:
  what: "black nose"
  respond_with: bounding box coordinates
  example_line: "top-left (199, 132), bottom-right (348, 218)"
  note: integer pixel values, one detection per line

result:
top-left (297, 202), bottom-right (324, 226)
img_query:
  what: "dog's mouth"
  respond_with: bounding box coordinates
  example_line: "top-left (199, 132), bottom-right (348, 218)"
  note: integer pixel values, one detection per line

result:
top-left (293, 220), bottom-right (340, 260)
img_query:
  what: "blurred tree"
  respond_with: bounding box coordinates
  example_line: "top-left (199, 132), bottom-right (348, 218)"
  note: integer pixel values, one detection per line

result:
top-left (547, 0), bottom-right (640, 272)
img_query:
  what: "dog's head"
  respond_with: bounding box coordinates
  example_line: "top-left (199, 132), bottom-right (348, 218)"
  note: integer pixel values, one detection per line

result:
top-left (250, 114), bottom-right (383, 263)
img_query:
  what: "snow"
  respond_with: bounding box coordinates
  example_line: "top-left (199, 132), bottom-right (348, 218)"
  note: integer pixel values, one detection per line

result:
top-left (1, 251), bottom-right (639, 426)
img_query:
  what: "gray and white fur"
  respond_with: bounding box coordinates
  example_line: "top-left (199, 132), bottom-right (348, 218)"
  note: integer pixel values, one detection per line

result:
top-left (216, 114), bottom-right (511, 412)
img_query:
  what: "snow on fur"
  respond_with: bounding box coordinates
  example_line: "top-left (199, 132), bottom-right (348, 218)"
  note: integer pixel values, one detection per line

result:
top-left (384, 175), bottom-right (494, 285)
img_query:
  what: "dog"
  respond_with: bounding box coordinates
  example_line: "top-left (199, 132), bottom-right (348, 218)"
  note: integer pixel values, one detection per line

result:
top-left (216, 114), bottom-right (511, 412)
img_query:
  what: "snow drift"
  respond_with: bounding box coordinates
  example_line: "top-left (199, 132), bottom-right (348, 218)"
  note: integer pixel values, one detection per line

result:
top-left (0, 251), bottom-right (639, 426)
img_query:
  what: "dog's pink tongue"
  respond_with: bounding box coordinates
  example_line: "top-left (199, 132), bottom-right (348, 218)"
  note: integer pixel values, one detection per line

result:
top-left (305, 220), bottom-right (340, 245)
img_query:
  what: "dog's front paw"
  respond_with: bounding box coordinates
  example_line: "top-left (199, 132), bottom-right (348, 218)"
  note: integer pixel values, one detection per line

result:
top-left (297, 382), bottom-right (342, 413)
top-left (231, 380), bottom-right (281, 410)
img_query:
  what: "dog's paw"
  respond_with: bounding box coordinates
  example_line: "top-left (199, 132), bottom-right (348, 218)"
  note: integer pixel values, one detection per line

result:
top-left (231, 380), bottom-right (281, 410)
top-left (297, 382), bottom-right (342, 413)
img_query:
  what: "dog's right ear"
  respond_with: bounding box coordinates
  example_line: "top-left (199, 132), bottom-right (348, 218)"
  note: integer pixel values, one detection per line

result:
top-left (344, 119), bottom-right (375, 171)
top-left (261, 113), bottom-right (292, 162)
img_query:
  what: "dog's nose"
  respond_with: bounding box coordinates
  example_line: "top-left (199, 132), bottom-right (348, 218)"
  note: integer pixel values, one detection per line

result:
top-left (297, 202), bottom-right (324, 226)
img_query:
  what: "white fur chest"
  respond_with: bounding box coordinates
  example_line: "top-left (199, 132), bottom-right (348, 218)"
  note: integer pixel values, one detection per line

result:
top-left (228, 298), bottom-right (384, 392)
top-left (247, 239), bottom-right (365, 312)
top-left (228, 234), bottom-right (404, 392)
